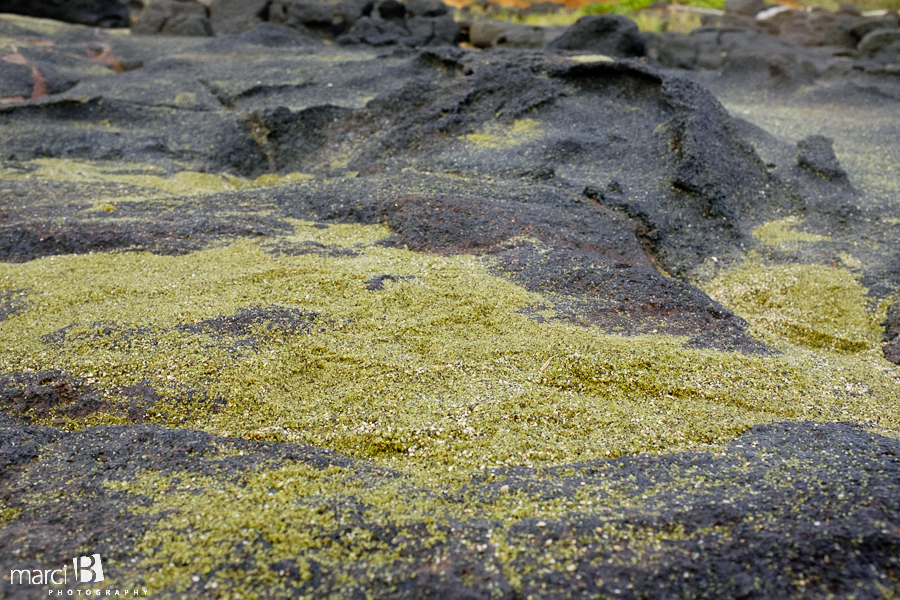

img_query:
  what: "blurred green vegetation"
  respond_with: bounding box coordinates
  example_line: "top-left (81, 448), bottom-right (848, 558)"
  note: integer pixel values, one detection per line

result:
top-left (584, 0), bottom-right (724, 16)
top-left (804, 0), bottom-right (900, 9)
top-left (461, 0), bottom-right (898, 32)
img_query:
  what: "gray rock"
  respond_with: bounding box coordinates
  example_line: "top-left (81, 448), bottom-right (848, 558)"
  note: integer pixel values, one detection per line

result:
top-left (0, 60), bottom-right (33, 100)
top-left (270, 0), bottom-right (357, 36)
top-left (165, 12), bottom-right (215, 35)
top-left (130, 1), bottom-right (169, 33)
top-left (406, 0), bottom-right (449, 18)
top-left (340, 15), bottom-right (409, 45)
top-left (780, 14), bottom-right (823, 47)
top-left (858, 27), bottom-right (900, 52)
top-left (885, 341), bottom-right (900, 364)
top-left (493, 24), bottom-right (545, 49)
top-left (0, 0), bottom-right (129, 27)
top-left (547, 15), bottom-right (646, 58)
top-left (208, 0), bottom-right (270, 34)
top-left (696, 48), bottom-right (726, 70)
top-left (132, 0), bottom-right (214, 36)
top-left (837, 3), bottom-right (862, 16)
top-left (431, 14), bottom-right (458, 45)
top-left (646, 31), bottom-right (698, 69)
top-left (288, 2), bottom-right (335, 27)
top-left (468, 20), bottom-right (510, 48)
top-left (326, 0), bottom-right (373, 34)
top-left (850, 15), bottom-right (899, 40)
top-left (808, 12), bottom-right (860, 48)
top-left (723, 0), bottom-right (765, 17)
top-left (375, 0), bottom-right (406, 20)
top-left (407, 15), bottom-right (458, 45)
top-left (797, 135), bottom-right (847, 181)
top-left (871, 39), bottom-right (900, 63)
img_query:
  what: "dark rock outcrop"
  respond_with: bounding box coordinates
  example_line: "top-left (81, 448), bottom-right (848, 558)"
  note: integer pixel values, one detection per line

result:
top-left (547, 14), bottom-right (646, 57)
top-left (0, 0), bottom-right (129, 27)
top-left (1, 13), bottom-right (899, 600)
top-left (131, 0), bottom-right (214, 35)
top-left (1, 421), bottom-right (899, 599)
top-left (208, 0), bottom-right (270, 34)
top-left (858, 27), bottom-right (900, 53)
top-left (723, 0), bottom-right (765, 18)
top-left (797, 135), bottom-right (848, 182)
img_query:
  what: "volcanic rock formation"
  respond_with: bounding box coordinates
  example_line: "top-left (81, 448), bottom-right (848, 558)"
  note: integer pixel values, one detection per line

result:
top-left (1, 7), bottom-right (899, 599)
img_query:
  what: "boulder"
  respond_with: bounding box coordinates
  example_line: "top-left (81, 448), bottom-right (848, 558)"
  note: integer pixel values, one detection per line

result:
top-left (208, 0), bottom-right (270, 34)
top-left (807, 10), bottom-right (860, 47)
top-left (723, 0), bottom-right (765, 17)
top-left (492, 24), bottom-right (545, 49)
top-left (0, 0), bottom-right (129, 27)
top-left (132, 0), bottom-right (214, 36)
top-left (333, 0), bottom-right (374, 33)
top-left (547, 14), bottom-right (646, 58)
top-left (797, 135), bottom-right (847, 181)
top-left (858, 27), bottom-right (900, 53)
top-left (850, 14), bottom-right (899, 40)
top-left (468, 20), bottom-right (510, 48)
top-left (871, 39), bottom-right (900, 64)
top-left (645, 31), bottom-right (699, 69)
top-left (375, 0), bottom-right (405, 21)
top-left (836, 3), bottom-right (862, 17)
top-left (270, 0), bottom-right (374, 37)
top-left (339, 14), bottom-right (410, 45)
top-left (407, 15), bottom-right (458, 45)
top-left (406, 0), bottom-right (448, 18)
top-left (0, 59), bottom-right (33, 100)
top-left (269, 0), bottom-right (454, 45)
top-left (283, 2), bottom-right (334, 28)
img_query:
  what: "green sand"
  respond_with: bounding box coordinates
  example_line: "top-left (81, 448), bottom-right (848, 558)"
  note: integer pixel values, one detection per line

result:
top-left (2, 163), bottom-right (899, 597)
top-left (1, 166), bottom-right (897, 482)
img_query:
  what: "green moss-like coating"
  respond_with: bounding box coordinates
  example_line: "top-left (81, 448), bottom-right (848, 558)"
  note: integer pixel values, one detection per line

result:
top-left (98, 443), bottom-right (871, 598)
top-left (0, 158), bottom-right (313, 196)
top-left (0, 152), bottom-right (897, 597)
top-left (465, 119), bottom-right (543, 150)
top-left (1, 215), bottom-right (898, 490)
top-left (704, 262), bottom-right (887, 353)
top-left (753, 217), bottom-right (831, 245)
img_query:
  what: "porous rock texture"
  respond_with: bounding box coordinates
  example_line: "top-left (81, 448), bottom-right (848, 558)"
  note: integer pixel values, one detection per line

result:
top-left (1, 9), bottom-right (899, 599)
top-left (547, 14), bottom-right (647, 57)
top-left (131, 0), bottom-right (214, 37)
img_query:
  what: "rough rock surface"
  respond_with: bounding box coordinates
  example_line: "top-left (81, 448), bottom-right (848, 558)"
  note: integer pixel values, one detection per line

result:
top-left (1, 9), bottom-right (899, 599)
top-left (547, 14), bottom-right (646, 57)
top-left (131, 0), bottom-right (214, 36)
top-left (208, 0), bottom-right (271, 34)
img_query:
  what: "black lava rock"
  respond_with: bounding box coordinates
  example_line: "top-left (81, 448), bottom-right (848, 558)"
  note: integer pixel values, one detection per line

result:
top-left (547, 15), bottom-right (646, 58)
top-left (797, 135), bottom-right (848, 182)
top-left (0, 0), bottom-right (129, 27)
